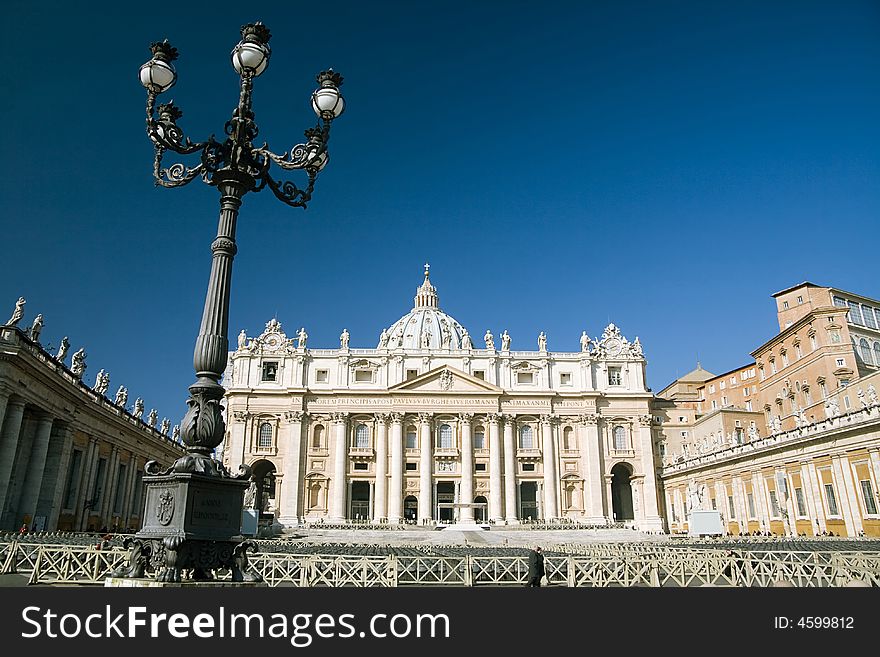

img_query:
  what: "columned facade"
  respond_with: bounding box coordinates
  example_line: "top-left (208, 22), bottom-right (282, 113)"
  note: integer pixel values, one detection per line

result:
top-left (223, 268), bottom-right (661, 529)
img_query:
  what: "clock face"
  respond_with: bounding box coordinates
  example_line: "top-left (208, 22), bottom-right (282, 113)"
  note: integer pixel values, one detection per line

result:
top-left (605, 338), bottom-right (622, 356)
top-left (266, 335), bottom-right (280, 348)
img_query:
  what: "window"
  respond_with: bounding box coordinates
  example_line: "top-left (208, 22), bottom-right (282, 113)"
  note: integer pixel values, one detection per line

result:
top-left (835, 358), bottom-right (845, 368)
top-left (678, 416), bottom-right (687, 422)
top-left (781, 351), bottom-right (789, 366)
top-left (849, 303), bottom-right (864, 325)
top-left (795, 487), bottom-right (807, 517)
top-left (519, 425), bottom-right (534, 449)
top-left (797, 295), bottom-right (803, 304)
top-left (863, 305), bottom-right (878, 329)
top-left (315, 369), bottom-right (328, 383)
top-left (353, 462), bottom-right (368, 471)
top-left (608, 367), bottom-right (622, 386)
top-left (680, 431), bottom-right (688, 438)
top-left (355, 424), bottom-right (369, 448)
top-left (759, 367), bottom-right (765, 381)
top-left (769, 490), bottom-right (780, 518)
top-left (708, 384), bottom-right (716, 394)
top-left (833, 296), bottom-right (848, 308)
top-left (517, 372), bottom-right (534, 384)
top-left (819, 380), bottom-right (828, 398)
top-left (522, 463), bottom-right (536, 472)
top-left (747, 493), bottom-right (756, 519)
top-left (312, 425), bottom-right (325, 448)
top-left (354, 370), bottom-right (373, 382)
top-left (405, 427), bottom-right (417, 449)
top-left (711, 497), bottom-right (717, 510)
top-left (843, 395), bottom-right (851, 409)
top-left (406, 369), bottom-right (418, 381)
top-left (719, 381), bottom-right (726, 390)
top-left (745, 401), bottom-right (752, 411)
top-left (824, 484), bottom-right (839, 516)
top-left (473, 370), bottom-right (485, 380)
top-left (859, 338), bottom-right (872, 364)
top-left (770, 360), bottom-right (777, 374)
top-left (810, 334), bottom-right (817, 350)
top-left (727, 496), bottom-right (735, 518)
top-left (612, 425), bottom-right (627, 450)
top-left (438, 424), bottom-right (453, 449)
top-left (721, 396), bottom-right (728, 406)
top-left (560, 372), bottom-right (572, 385)
top-left (63, 450), bottom-right (83, 509)
top-left (261, 361), bottom-right (278, 382)
top-left (795, 343), bottom-right (802, 359)
top-left (782, 300), bottom-right (789, 309)
top-left (258, 422), bottom-right (273, 449)
top-left (405, 462), bottom-right (417, 471)
top-left (730, 376), bottom-right (736, 385)
top-left (711, 400), bottom-right (717, 410)
top-left (658, 442), bottom-right (667, 458)
top-left (734, 428), bottom-right (744, 444)
top-left (860, 479), bottom-right (878, 515)
top-left (473, 427), bottom-right (485, 449)
top-left (875, 342), bottom-right (880, 367)
top-left (475, 463), bottom-right (487, 472)
top-left (563, 426), bottom-right (575, 450)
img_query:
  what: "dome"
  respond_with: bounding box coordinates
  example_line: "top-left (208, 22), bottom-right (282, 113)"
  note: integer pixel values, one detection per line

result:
top-left (379, 265), bottom-right (471, 350)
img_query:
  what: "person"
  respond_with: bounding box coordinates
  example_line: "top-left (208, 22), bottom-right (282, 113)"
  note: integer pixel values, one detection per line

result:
top-left (19, 523), bottom-right (28, 536)
top-left (527, 546), bottom-right (545, 587)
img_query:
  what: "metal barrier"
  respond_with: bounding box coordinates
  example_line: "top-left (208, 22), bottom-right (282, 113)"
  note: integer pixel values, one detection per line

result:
top-left (6, 541), bottom-right (878, 587)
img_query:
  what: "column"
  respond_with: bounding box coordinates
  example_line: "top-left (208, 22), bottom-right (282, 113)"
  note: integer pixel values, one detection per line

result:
top-left (488, 413), bottom-right (503, 522)
top-left (101, 447), bottom-right (120, 524)
top-left (279, 411), bottom-right (305, 526)
top-left (752, 471), bottom-right (770, 531)
top-left (806, 462), bottom-right (828, 533)
top-left (536, 481), bottom-right (544, 520)
top-left (373, 414), bottom-right (388, 522)
top-left (0, 388), bottom-right (11, 446)
top-left (0, 398), bottom-right (26, 525)
top-left (418, 413), bottom-right (433, 523)
top-left (502, 415), bottom-right (518, 523)
top-left (17, 412), bottom-right (54, 527)
top-left (541, 416), bottom-right (558, 519)
top-left (832, 455), bottom-right (862, 536)
top-left (119, 453), bottom-right (137, 529)
top-left (387, 413), bottom-right (403, 523)
top-left (459, 413), bottom-right (474, 523)
top-left (630, 475), bottom-right (645, 524)
top-left (77, 438), bottom-right (99, 531)
top-left (604, 474), bottom-right (614, 522)
top-left (43, 423), bottom-right (74, 530)
top-left (329, 413), bottom-right (348, 521)
top-left (228, 411), bottom-right (250, 470)
top-left (636, 415), bottom-right (663, 531)
top-left (581, 415), bottom-right (604, 520)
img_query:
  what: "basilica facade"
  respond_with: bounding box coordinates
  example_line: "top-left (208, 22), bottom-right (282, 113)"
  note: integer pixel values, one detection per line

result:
top-left (221, 267), bottom-right (664, 531)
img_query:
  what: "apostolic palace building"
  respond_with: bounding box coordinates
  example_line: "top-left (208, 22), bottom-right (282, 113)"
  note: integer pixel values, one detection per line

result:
top-left (222, 266), bottom-right (665, 531)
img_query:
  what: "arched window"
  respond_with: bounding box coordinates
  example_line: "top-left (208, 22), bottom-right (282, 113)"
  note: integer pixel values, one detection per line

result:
top-left (519, 425), bottom-right (533, 449)
top-left (859, 338), bottom-right (872, 364)
top-left (312, 425), bottom-right (325, 449)
top-left (439, 423), bottom-right (453, 449)
top-left (473, 426), bottom-right (485, 449)
top-left (355, 423), bottom-right (369, 448)
top-left (874, 342), bottom-right (880, 368)
top-left (258, 422), bottom-right (273, 449)
top-left (405, 426), bottom-right (417, 449)
top-left (613, 425), bottom-right (627, 450)
top-left (563, 426), bottom-right (575, 450)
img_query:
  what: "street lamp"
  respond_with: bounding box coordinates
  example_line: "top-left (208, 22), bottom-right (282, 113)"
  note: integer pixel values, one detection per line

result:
top-left (116, 22), bottom-right (344, 584)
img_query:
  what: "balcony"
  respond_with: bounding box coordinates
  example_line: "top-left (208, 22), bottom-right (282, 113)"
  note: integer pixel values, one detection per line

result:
top-left (348, 446), bottom-right (374, 459)
top-left (609, 448), bottom-right (636, 458)
top-left (434, 447), bottom-right (460, 459)
top-left (516, 448), bottom-right (542, 461)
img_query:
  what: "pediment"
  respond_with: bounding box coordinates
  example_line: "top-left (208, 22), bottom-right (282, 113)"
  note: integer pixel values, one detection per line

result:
top-left (389, 365), bottom-right (502, 394)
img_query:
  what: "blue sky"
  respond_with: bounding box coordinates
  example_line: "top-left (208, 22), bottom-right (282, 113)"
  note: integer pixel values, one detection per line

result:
top-left (1, 1), bottom-right (878, 424)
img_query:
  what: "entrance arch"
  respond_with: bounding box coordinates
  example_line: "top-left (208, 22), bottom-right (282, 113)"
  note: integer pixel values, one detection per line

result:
top-left (350, 481), bottom-right (370, 520)
top-left (611, 463), bottom-right (634, 521)
top-left (403, 495), bottom-right (418, 523)
top-left (250, 459), bottom-right (277, 518)
top-left (473, 495), bottom-right (488, 522)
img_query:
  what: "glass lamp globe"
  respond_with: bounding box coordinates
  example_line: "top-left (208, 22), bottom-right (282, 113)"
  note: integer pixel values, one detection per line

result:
top-left (311, 87), bottom-right (345, 120)
top-left (231, 41), bottom-right (270, 76)
top-left (139, 58), bottom-right (176, 92)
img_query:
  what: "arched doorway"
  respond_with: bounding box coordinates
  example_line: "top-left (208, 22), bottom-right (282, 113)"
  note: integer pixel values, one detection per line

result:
top-left (611, 463), bottom-right (634, 521)
top-left (403, 495), bottom-right (418, 523)
top-left (350, 481), bottom-right (370, 520)
top-left (520, 482), bottom-right (538, 520)
top-left (250, 459), bottom-right (277, 519)
top-left (473, 495), bottom-right (488, 523)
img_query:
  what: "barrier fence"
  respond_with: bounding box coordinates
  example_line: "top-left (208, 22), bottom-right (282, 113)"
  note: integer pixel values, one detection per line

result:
top-left (2, 541), bottom-right (877, 587)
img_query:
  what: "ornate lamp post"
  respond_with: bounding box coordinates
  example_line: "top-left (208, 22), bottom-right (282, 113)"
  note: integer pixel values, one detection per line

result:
top-left (115, 22), bottom-right (344, 583)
